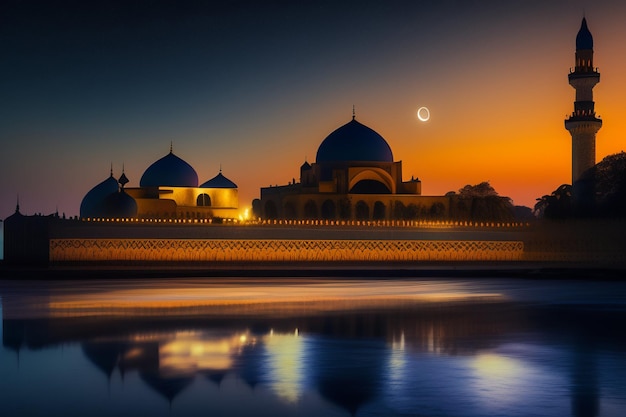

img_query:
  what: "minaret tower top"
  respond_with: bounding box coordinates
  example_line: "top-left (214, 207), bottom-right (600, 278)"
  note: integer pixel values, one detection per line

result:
top-left (565, 17), bottom-right (602, 184)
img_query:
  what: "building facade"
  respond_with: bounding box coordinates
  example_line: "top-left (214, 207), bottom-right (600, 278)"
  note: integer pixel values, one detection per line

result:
top-left (258, 116), bottom-right (451, 221)
top-left (80, 147), bottom-right (239, 220)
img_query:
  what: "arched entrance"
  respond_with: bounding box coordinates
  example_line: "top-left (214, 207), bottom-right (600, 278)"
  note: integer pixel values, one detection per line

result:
top-left (321, 200), bottom-right (336, 219)
top-left (197, 193), bottom-right (211, 206)
top-left (373, 201), bottom-right (386, 220)
top-left (355, 201), bottom-right (369, 220)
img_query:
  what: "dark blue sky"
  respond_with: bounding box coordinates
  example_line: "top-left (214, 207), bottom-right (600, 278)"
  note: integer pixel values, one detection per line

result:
top-left (2, 0), bottom-right (625, 218)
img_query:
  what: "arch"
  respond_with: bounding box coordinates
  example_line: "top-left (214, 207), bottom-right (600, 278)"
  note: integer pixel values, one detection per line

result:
top-left (197, 193), bottom-right (211, 207)
top-left (350, 180), bottom-right (391, 194)
top-left (355, 200), bottom-right (369, 220)
top-left (348, 168), bottom-right (395, 194)
top-left (373, 201), bottom-right (386, 220)
top-left (284, 202), bottom-right (297, 219)
top-left (321, 199), bottom-right (336, 220)
top-left (264, 200), bottom-right (278, 219)
top-left (304, 200), bottom-right (318, 219)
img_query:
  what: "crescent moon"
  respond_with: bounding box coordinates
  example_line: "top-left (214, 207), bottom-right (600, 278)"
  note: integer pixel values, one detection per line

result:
top-left (417, 107), bottom-right (430, 122)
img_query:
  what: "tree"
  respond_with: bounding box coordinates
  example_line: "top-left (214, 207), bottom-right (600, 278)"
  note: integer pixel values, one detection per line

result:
top-left (457, 181), bottom-right (514, 221)
top-left (535, 152), bottom-right (626, 219)
top-left (534, 184), bottom-right (572, 219)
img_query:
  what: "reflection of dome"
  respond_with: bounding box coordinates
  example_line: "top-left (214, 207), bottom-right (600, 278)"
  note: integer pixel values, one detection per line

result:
top-left (316, 118), bottom-right (393, 163)
top-left (200, 171), bottom-right (237, 188)
top-left (140, 371), bottom-right (194, 404)
top-left (80, 173), bottom-right (119, 218)
top-left (102, 190), bottom-right (138, 218)
top-left (576, 17), bottom-right (593, 50)
top-left (140, 151), bottom-right (199, 187)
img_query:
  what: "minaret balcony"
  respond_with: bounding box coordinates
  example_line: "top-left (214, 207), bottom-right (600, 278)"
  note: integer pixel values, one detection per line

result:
top-left (569, 67), bottom-right (599, 74)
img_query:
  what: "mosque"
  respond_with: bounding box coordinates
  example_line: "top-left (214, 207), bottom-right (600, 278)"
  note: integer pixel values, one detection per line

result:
top-left (258, 113), bottom-right (451, 221)
top-left (80, 144), bottom-right (239, 220)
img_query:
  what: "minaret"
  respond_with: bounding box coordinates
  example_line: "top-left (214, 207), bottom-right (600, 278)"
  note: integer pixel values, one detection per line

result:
top-left (565, 17), bottom-right (602, 184)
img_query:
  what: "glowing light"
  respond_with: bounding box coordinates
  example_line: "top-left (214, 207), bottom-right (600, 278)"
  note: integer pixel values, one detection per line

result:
top-left (470, 352), bottom-right (535, 410)
top-left (263, 331), bottom-right (306, 403)
top-left (158, 331), bottom-right (255, 376)
top-left (417, 106), bottom-right (430, 122)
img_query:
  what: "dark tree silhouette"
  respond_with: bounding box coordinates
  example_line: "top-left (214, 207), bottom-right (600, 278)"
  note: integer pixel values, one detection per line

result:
top-left (534, 184), bottom-right (572, 219)
top-left (457, 181), bottom-right (515, 221)
top-left (536, 152), bottom-right (626, 219)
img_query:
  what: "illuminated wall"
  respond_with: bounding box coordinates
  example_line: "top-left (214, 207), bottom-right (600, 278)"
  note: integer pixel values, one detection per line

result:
top-left (49, 238), bottom-right (524, 262)
top-left (126, 186), bottom-right (238, 219)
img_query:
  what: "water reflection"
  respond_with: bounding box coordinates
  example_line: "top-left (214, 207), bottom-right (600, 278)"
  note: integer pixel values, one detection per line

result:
top-left (1, 278), bottom-right (626, 416)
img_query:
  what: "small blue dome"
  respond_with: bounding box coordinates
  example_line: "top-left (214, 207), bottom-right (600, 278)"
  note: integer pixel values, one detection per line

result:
top-left (140, 151), bottom-right (199, 187)
top-left (576, 17), bottom-right (593, 50)
top-left (200, 171), bottom-right (237, 188)
top-left (80, 173), bottom-right (120, 218)
top-left (316, 119), bottom-right (393, 163)
top-left (102, 190), bottom-right (137, 218)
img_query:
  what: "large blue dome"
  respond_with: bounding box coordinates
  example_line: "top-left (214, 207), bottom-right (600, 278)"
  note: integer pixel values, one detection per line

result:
top-left (576, 17), bottom-right (593, 50)
top-left (316, 119), bottom-right (393, 163)
top-left (80, 173), bottom-right (120, 218)
top-left (140, 151), bottom-right (199, 187)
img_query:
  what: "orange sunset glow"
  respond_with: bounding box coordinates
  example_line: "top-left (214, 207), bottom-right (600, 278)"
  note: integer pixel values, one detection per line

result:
top-left (2, 1), bottom-right (626, 218)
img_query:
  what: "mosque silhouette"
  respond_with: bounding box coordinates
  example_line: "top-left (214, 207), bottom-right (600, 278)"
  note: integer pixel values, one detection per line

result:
top-left (3, 17), bottom-right (617, 266)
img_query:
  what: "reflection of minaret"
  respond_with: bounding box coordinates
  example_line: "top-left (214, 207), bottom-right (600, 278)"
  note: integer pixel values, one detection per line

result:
top-left (571, 345), bottom-right (599, 417)
top-left (565, 17), bottom-right (602, 184)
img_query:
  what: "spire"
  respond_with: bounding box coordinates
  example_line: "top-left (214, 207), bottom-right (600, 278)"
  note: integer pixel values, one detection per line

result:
top-left (576, 17), bottom-right (593, 50)
top-left (15, 194), bottom-right (20, 214)
top-left (352, 105), bottom-right (356, 120)
top-left (170, 141), bottom-right (173, 154)
top-left (110, 163), bottom-right (114, 177)
top-left (118, 163), bottom-right (129, 188)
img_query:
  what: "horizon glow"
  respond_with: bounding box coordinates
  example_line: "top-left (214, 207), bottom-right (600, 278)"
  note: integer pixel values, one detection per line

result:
top-left (2, 1), bottom-right (626, 218)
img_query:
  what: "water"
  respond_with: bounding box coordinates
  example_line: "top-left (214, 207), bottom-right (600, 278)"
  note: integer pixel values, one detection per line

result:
top-left (1, 277), bottom-right (625, 417)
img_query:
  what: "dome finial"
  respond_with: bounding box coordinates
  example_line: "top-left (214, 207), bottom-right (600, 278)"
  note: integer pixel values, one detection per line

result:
top-left (170, 141), bottom-right (173, 154)
top-left (118, 163), bottom-right (129, 189)
top-left (219, 163), bottom-right (222, 173)
top-left (15, 194), bottom-right (20, 214)
top-left (352, 105), bottom-right (356, 120)
top-left (110, 162), bottom-right (114, 177)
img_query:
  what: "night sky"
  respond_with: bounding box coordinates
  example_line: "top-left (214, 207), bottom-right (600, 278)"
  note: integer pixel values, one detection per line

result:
top-left (2, 0), bottom-right (626, 218)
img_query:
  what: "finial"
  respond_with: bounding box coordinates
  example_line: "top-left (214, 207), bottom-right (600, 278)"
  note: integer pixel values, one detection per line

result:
top-left (219, 163), bottom-right (222, 173)
top-left (352, 105), bottom-right (356, 120)
top-left (110, 162), bottom-right (113, 177)
top-left (15, 194), bottom-right (20, 214)
top-left (118, 163), bottom-right (129, 188)
top-left (170, 141), bottom-right (173, 154)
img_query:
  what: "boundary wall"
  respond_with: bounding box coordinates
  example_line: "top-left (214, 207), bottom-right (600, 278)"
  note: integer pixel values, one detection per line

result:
top-left (50, 238), bottom-right (524, 262)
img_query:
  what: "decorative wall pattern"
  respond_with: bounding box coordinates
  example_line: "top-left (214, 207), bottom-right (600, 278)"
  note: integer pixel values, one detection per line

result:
top-left (50, 238), bottom-right (524, 262)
